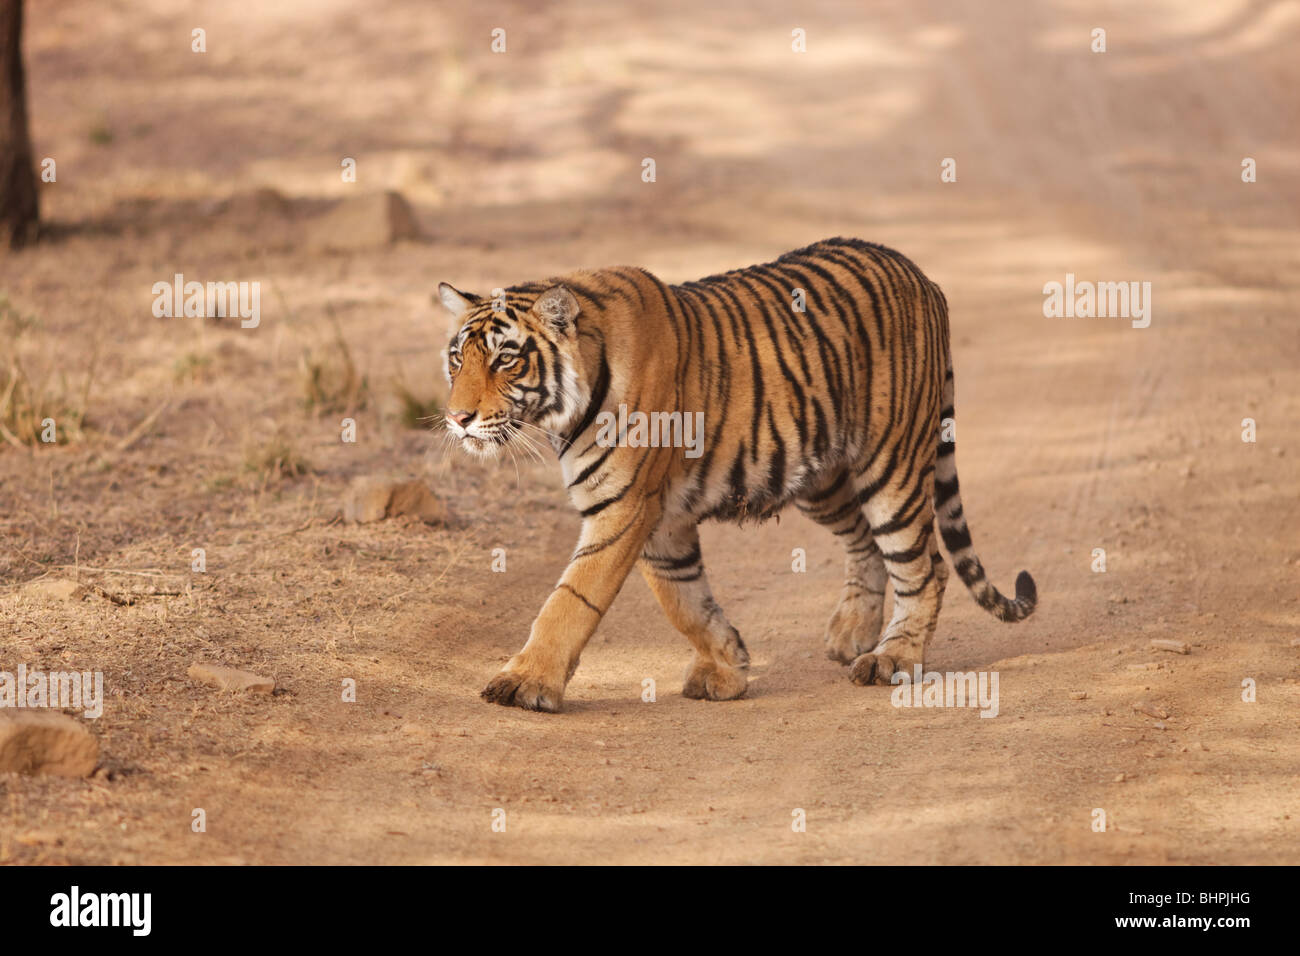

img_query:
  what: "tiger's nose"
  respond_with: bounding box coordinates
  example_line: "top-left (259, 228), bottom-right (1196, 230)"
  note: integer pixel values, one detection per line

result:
top-left (446, 409), bottom-right (475, 427)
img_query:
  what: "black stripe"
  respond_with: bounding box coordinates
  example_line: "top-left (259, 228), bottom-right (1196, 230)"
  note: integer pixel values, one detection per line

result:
top-left (643, 543), bottom-right (702, 570)
top-left (941, 522), bottom-right (973, 554)
top-left (558, 583), bottom-right (601, 614)
top-left (560, 338), bottom-right (610, 453)
top-left (568, 445), bottom-right (615, 487)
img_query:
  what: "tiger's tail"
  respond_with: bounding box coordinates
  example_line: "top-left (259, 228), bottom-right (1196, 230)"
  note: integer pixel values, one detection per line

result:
top-left (933, 352), bottom-right (1037, 622)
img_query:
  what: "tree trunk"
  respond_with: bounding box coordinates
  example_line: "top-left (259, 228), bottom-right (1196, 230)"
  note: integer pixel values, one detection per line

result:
top-left (0, 0), bottom-right (38, 248)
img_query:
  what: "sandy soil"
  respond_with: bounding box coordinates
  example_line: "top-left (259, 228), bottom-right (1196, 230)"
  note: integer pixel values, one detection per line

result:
top-left (0, 0), bottom-right (1297, 864)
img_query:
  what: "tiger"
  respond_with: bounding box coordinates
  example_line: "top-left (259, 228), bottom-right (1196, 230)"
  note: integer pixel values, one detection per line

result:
top-left (436, 237), bottom-right (1036, 712)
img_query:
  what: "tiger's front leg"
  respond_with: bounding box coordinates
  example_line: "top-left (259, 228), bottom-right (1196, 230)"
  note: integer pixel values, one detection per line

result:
top-left (481, 495), bottom-right (662, 712)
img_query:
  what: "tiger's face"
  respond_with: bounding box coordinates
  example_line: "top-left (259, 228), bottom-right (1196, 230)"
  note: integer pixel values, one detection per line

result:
top-left (436, 282), bottom-right (583, 458)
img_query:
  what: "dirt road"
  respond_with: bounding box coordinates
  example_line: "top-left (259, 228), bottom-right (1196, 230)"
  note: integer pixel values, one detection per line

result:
top-left (0, 0), bottom-right (1296, 864)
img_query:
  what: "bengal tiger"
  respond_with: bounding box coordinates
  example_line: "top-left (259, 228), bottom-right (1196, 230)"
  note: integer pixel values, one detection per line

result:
top-left (436, 238), bottom-right (1036, 712)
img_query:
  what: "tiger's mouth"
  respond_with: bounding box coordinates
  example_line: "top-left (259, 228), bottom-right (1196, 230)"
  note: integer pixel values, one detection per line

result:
top-left (460, 434), bottom-right (503, 458)
top-left (451, 414), bottom-right (548, 461)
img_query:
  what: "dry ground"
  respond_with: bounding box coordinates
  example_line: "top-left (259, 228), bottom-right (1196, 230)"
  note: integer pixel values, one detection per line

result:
top-left (0, 0), bottom-right (1297, 864)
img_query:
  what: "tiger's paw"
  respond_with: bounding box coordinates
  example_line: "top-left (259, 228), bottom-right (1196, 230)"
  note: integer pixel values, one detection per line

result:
top-left (682, 655), bottom-right (748, 701)
top-left (481, 664), bottom-right (565, 713)
top-left (849, 643), bottom-right (922, 687)
top-left (823, 595), bottom-right (884, 665)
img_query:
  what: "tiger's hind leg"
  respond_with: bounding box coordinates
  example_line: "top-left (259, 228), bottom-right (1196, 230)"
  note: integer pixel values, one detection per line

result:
top-left (849, 472), bottom-right (948, 686)
top-left (638, 518), bottom-right (749, 701)
top-left (796, 470), bottom-right (890, 664)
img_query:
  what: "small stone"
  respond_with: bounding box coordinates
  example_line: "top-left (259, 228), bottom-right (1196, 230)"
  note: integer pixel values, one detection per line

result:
top-left (307, 191), bottom-right (422, 251)
top-left (386, 481), bottom-right (448, 524)
top-left (0, 711), bottom-right (99, 777)
top-left (187, 662), bottom-right (275, 695)
top-left (342, 477), bottom-right (392, 523)
top-left (1150, 639), bottom-right (1189, 655)
top-left (1114, 772), bottom-right (1126, 782)
top-left (1069, 691), bottom-right (1088, 700)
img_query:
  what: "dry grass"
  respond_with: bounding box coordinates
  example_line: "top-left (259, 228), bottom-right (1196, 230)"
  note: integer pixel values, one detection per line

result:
top-left (298, 308), bottom-right (369, 417)
top-left (0, 294), bottom-right (95, 448)
top-left (241, 427), bottom-right (312, 485)
top-left (171, 351), bottom-right (212, 385)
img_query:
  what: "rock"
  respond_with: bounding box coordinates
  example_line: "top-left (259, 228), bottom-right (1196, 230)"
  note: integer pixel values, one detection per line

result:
top-left (0, 711), bottom-right (99, 777)
top-left (386, 480), bottom-right (448, 524)
top-left (1069, 691), bottom-right (1088, 700)
top-left (342, 478), bottom-right (447, 524)
top-left (307, 191), bottom-right (421, 251)
top-left (22, 578), bottom-right (86, 602)
top-left (342, 477), bottom-right (393, 523)
top-left (187, 663), bottom-right (275, 695)
top-left (1132, 700), bottom-right (1169, 719)
top-left (1150, 639), bottom-right (1189, 654)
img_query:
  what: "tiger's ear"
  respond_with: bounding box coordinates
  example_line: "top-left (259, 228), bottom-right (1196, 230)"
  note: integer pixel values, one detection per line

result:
top-left (532, 285), bottom-right (580, 331)
top-left (435, 282), bottom-right (480, 319)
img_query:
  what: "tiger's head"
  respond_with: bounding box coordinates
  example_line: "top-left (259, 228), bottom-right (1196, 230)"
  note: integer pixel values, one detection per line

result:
top-left (436, 282), bottom-right (584, 458)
